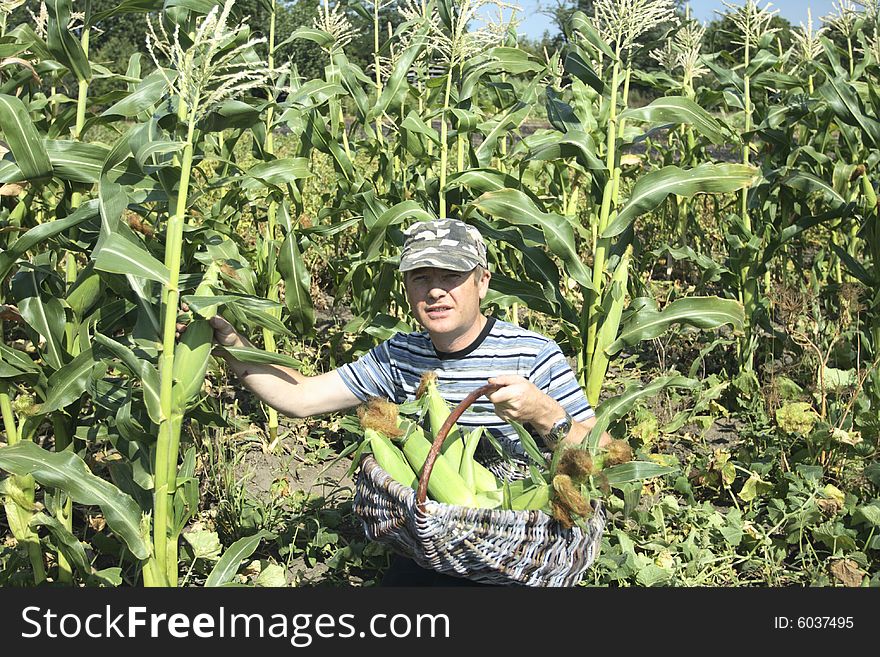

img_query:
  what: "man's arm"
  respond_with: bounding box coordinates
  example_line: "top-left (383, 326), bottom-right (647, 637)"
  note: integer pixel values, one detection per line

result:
top-left (486, 375), bottom-right (612, 449)
top-left (208, 316), bottom-right (361, 417)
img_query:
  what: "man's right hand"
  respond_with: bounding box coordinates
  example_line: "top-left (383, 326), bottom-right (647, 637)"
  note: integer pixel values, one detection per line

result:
top-left (177, 305), bottom-right (249, 351)
top-left (209, 315), bottom-right (248, 348)
top-left (179, 308), bottom-right (361, 419)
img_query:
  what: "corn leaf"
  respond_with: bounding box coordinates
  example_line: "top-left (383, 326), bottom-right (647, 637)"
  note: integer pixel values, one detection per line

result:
top-left (603, 164), bottom-right (759, 238)
top-left (291, 26), bottom-right (335, 48)
top-left (93, 334), bottom-right (162, 424)
top-left (286, 80), bottom-right (346, 109)
top-left (0, 342), bottom-right (39, 378)
top-left (446, 168), bottom-right (530, 196)
top-left (367, 27), bottom-right (428, 121)
top-left (830, 243), bottom-right (875, 287)
top-left (218, 345), bottom-right (303, 369)
top-left (16, 293), bottom-right (65, 370)
top-left (781, 171), bottom-right (848, 210)
top-left (303, 111), bottom-right (354, 182)
top-left (333, 53), bottom-right (372, 122)
top-left (620, 96), bottom-right (736, 145)
top-left (0, 441), bottom-right (149, 560)
top-left (472, 188), bottom-right (596, 292)
top-left (181, 293), bottom-right (281, 315)
top-left (205, 530), bottom-right (275, 587)
top-left (465, 46), bottom-right (543, 80)
top-left (45, 140), bottom-right (112, 184)
top-left (607, 296), bottom-right (745, 355)
top-left (486, 274), bottom-right (560, 318)
top-left (102, 69), bottom-right (176, 117)
top-left (47, 0), bottom-right (91, 83)
top-left (172, 448), bottom-right (200, 535)
top-left (471, 220), bottom-right (573, 319)
top-left (475, 103), bottom-right (530, 167)
top-left (364, 201), bottom-right (435, 261)
top-left (93, 233), bottom-right (171, 285)
top-left (603, 462), bottom-right (678, 487)
top-left (507, 419), bottom-right (549, 467)
top-left (401, 110), bottom-right (441, 145)
top-left (134, 140), bottom-right (186, 169)
top-left (15, 268), bottom-right (66, 371)
top-left (275, 200), bottom-right (315, 334)
top-left (450, 108), bottom-right (481, 132)
top-left (546, 88), bottom-right (582, 133)
top-left (242, 157), bottom-right (312, 189)
top-left (40, 348), bottom-right (99, 414)
top-left (588, 375), bottom-right (700, 449)
top-left (564, 50), bottom-right (604, 94)
top-left (0, 94), bottom-right (51, 179)
top-left (590, 248), bottom-right (631, 389)
top-left (568, 11), bottom-right (615, 59)
top-left (526, 128), bottom-right (607, 171)
top-left (819, 76), bottom-right (880, 148)
top-left (30, 512), bottom-right (92, 578)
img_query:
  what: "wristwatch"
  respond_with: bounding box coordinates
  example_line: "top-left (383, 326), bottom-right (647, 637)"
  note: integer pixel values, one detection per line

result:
top-left (544, 410), bottom-right (574, 445)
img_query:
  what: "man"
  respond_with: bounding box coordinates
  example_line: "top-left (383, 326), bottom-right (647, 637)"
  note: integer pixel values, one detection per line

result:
top-left (208, 218), bottom-right (610, 584)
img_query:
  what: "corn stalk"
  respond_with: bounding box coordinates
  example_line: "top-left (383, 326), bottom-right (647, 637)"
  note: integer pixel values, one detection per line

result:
top-left (261, 0), bottom-right (281, 451)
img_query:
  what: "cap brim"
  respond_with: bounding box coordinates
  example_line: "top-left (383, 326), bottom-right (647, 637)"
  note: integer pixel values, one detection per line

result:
top-left (399, 253), bottom-right (482, 272)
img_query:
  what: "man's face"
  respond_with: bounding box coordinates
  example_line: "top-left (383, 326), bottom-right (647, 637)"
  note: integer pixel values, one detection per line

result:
top-left (404, 266), bottom-right (491, 336)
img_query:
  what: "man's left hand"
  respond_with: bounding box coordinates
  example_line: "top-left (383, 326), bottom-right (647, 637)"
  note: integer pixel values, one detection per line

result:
top-left (486, 375), bottom-right (562, 435)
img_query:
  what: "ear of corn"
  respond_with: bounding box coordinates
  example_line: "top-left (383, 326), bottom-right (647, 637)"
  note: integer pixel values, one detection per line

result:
top-left (473, 461), bottom-right (502, 494)
top-left (192, 261), bottom-right (222, 319)
top-left (862, 172), bottom-right (877, 211)
top-left (474, 491), bottom-right (503, 509)
top-left (171, 318), bottom-right (213, 409)
top-left (366, 427), bottom-right (418, 489)
top-left (363, 388), bottom-right (637, 517)
top-left (459, 426), bottom-right (482, 491)
top-left (393, 420), bottom-right (477, 507)
top-left (420, 373), bottom-right (465, 471)
top-left (511, 483), bottom-right (552, 511)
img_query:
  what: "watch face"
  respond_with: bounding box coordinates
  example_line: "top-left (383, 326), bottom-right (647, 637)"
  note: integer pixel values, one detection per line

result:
top-left (551, 414), bottom-right (572, 440)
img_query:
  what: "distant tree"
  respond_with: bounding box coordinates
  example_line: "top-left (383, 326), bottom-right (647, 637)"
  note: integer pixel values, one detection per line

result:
top-left (703, 12), bottom-right (793, 64)
top-left (274, 0), bottom-right (325, 81)
top-left (536, 0), bottom-right (685, 71)
top-left (539, 0), bottom-right (594, 51)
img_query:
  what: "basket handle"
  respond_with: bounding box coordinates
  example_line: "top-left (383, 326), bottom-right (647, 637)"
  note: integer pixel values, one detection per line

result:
top-left (416, 382), bottom-right (501, 506)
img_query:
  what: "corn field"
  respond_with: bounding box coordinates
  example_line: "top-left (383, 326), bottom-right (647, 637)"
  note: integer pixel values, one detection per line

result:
top-left (0, 0), bottom-right (878, 588)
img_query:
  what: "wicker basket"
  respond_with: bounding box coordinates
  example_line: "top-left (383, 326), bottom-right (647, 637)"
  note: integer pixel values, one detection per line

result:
top-left (353, 384), bottom-right (606, 587)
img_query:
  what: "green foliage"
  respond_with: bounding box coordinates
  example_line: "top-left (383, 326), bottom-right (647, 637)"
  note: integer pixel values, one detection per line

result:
top-left (0, 0), bottom-right (877, 590)
top-left (775, 402), bottom-right (819, 435)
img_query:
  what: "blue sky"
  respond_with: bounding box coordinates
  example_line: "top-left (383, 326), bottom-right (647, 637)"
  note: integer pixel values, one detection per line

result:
top-left (513, 1), bottom-right (838, 40)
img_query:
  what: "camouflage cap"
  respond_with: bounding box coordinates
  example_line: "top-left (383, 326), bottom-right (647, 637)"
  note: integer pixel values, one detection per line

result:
top-left (399, 219), bottom-right (488, 273)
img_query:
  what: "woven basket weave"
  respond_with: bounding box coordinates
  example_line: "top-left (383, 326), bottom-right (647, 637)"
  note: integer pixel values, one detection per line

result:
top-left (353, 383), bottom-right (606, 587)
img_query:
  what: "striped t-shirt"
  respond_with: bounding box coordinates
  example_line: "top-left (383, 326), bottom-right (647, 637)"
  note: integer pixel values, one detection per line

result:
top-left (337, 316), bottom-right (594, 470)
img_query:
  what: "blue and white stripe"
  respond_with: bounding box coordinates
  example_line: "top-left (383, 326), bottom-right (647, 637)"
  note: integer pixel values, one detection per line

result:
top-left (338, 317), bottom-right (593, 465)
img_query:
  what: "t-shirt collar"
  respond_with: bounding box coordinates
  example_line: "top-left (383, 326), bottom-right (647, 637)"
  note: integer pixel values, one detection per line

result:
top-left (434, 316), bottom-right (496, 360)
